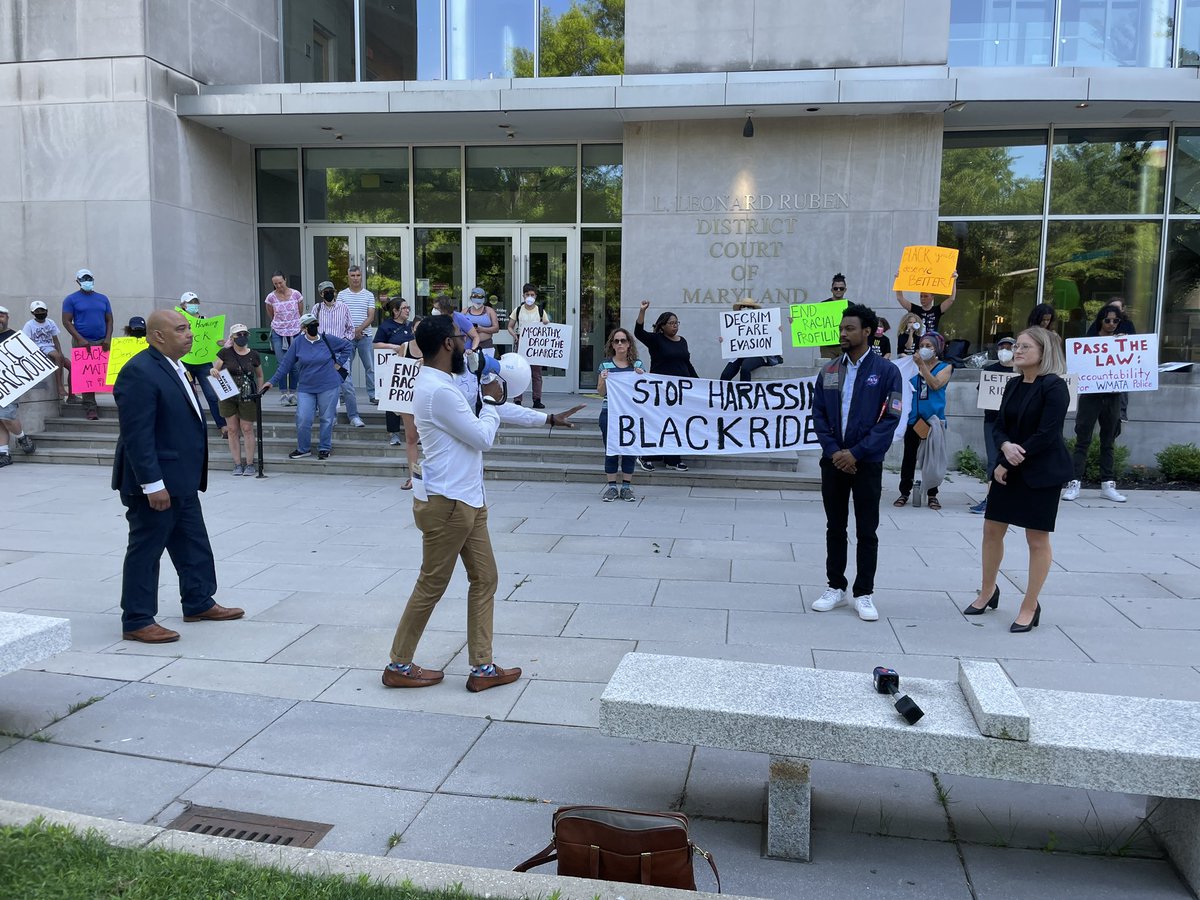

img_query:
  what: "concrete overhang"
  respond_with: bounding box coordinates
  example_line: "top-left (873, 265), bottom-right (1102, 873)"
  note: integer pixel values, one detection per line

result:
top-left (175, 66), bottom-right (1200, 145)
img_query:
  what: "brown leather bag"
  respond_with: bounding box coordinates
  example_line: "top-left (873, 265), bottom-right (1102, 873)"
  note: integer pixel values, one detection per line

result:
top-left (514, 805), bottom-right (720, 893)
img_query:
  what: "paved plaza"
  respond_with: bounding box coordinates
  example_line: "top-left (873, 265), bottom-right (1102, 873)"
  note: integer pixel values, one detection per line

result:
top-left (1, 461), bottom-right (1199, 898)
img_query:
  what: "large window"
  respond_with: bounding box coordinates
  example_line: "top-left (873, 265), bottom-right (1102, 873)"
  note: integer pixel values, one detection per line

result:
top-left (465, 145), bottom-right (576, 223)
top-left (303, 148), bottom-right (410, 223)
top-left (940, 131), bottom-right (1046, 216)
top-left (949, 0), bottom-right (1054, 66)
top-left (1049, 129), bottom-right (1168, 215)
top-left (1173, 129), bottom-right (1200, 214)
top-left (1184, 0), bottom-right (1200, 64)
top-left (413, 147), bottom-right (462, 222)
top-left (1163, 221), bottom-right (1200, 360)
top-left (283, 0), bottom-right (623, 82)
top-left (256, 149), bottom-right (300, 222)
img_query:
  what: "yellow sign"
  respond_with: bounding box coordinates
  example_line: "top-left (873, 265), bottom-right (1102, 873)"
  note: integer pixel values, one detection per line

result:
top-left (181, 312), bottom-right (226, 365)
top-left (893, 246), bottom-right (959, 295)
top-left (104, 337), bottom-right (148, 385)
top-left (790, 300), bottom-right (847, 347)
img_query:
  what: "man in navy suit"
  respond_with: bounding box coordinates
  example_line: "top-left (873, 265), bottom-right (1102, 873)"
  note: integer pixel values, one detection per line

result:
top-left (112, 309), bottom-right (243, 643)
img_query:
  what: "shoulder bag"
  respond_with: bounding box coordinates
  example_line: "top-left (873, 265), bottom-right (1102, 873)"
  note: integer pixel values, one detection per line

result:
top-left (514, 805), bottom-right (719, 893)
top-left (320, 335), bottom-right (349, 381)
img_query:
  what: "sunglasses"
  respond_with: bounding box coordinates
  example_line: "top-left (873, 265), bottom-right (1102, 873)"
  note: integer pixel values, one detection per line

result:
top-left (612, 337), bottom-right (629, 344)
top-left (1103, 317), bottom-right (1120, 324)
top-left (831, 286), bottom-right (846, 292)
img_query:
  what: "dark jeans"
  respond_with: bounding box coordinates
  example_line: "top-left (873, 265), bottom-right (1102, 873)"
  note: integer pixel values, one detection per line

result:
top-left (119, 492), bottom-right (217, 631)
top-left (1073, 392), bottom-right (1121, 481)
top-left (719, 356), bottom-right (771, 382)
top-left (386, 411), bottom-right (403, 434)
top-left (183, 361), bottom-right (226, 429)
top-left (598, 409), bottom-right (635, 476)
top-left (899, 422), bottom-right (938, 498)
top-left (820, 457), bottom-right (883, 597)
top-left (983, 416), bottom-right (999, 481)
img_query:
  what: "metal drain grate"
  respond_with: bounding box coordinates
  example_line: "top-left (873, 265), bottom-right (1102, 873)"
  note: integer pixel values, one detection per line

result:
top-left (167, 806), bottom-right (333, 848)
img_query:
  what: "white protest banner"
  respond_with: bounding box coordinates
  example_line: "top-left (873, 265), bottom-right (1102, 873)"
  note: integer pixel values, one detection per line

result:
top-left (720, 307), bottom-right (782, 360)
top-left (0, 330), bottom-right (58, 405)
top-left (604, 373), bottom-right (825, 456)
top-left (1066, 333), bottom-right (1158, 394)
top-left (976, 369), bottom-right (1079, 412)
top-left (207, 371), bottom-right (239, 401)
top-left (519, 323), bottom-right (573, 369)
top-left (377, 356), bottom-right (421, 413)
top-left (892, 355), bottom-right (918, 443)
top-left (373, 348), bottom-right (396, 398)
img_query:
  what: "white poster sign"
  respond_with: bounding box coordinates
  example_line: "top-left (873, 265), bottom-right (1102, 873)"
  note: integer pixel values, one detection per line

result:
top-left (604, 373), bottom-right (826, 456)
top-left (977, 370), bottom-right (1079, 412)
top-left (1066, 333), bottom-right (1159, 394)
top-left (892, 355), bottom-right (918, 443)
top-left (0, 331), bottom-right (57, 406)
top-left (519, 323), bottom-right (573, 369)
top-left (207, 370), bottom-right (240, 401)
top-left (377, 356), bottom-right (422, 414)
top-left (373, 349), bottom-right (396, 398)
top-left (719, 307), bottom-right (782, 360)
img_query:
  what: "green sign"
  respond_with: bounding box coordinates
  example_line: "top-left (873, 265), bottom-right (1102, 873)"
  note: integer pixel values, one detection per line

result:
top-left (790, 300), bottom-right (847, 347)
top-left (181, 312), bottom-right (226, 365)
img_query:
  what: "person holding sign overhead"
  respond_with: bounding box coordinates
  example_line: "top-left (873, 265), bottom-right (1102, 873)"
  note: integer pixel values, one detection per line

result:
top-left (963, 326), bottom-right (1071, 633)
top-left (176, 291), bottom-right (226, 436)
top-left (210, 324), bottom-right (264, 476)
top-left (894, 270), bottom-right (958, 336)
top-left (635, 300), bottom-right (698, 472)
top-left (719, 298), bottom-right (781, 382)
top-left (810, 303), bottom-right (903, 623)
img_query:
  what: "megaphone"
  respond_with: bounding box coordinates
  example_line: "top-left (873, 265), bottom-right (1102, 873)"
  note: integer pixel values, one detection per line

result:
top-left (465, 349), bottom-right (502, 382)
top-left (465, 351), bottom-right (532, 405)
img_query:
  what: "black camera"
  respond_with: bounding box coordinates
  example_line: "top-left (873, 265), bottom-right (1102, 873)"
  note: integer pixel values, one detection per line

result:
top-left (872, 666), bottom-right (924, 725)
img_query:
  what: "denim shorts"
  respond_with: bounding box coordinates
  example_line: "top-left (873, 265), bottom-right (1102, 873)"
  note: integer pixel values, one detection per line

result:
top-left (0, 400), bottom-right (18, 421)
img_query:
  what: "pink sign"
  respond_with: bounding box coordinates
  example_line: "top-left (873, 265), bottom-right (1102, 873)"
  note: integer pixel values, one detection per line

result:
top-left (71, 345), bottom-right (113, 394)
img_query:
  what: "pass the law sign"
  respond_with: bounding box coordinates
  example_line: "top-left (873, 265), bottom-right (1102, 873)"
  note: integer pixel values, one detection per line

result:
top-left (1066, 333), bottom-right (1158, 394)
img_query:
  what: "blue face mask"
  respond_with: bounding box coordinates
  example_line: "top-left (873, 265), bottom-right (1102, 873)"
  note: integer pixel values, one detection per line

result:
top-left (79, 280), bottom-right (94, 293)
top-left (186, 304), bottom-right (200, 315)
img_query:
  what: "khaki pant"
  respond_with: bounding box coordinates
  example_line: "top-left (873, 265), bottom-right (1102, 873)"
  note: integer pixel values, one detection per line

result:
top-left (389, 494), bottom-right (498, 667)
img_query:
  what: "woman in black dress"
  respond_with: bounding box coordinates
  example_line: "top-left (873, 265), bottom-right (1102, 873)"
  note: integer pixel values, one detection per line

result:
top-left (634, 299), bottom-right (698, 472)
top-left (962, 326), bottom-right (1071, 632)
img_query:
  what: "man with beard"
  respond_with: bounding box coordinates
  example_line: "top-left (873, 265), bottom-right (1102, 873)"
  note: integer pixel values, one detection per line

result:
top-left (382, 314), bottom-right (580, 693)
top-left (810, 303), bottom-right (903, 623)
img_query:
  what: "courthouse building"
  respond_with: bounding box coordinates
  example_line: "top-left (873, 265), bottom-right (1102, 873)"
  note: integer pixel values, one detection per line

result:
top-left (2, 0), bottom-right (1199, 385)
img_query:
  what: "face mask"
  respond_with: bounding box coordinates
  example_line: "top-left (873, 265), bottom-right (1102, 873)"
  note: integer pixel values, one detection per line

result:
top-left (79, 280), bottom-right (94, 293)
top-left (997, 349), bottom-right (1014, 364)
top-left (234, 335), bottom-right (249, 347)
top-left (185, 304), bottom-right (200, 315)
top-left (130, 328), bottom-right (146, 339)
top-left (322, 290), bottom-right (335, 302)
top-left (304, 322), bottom-right (319, 336)
top-left (523, 295), bottom-right (536, 306)
top-left (34, 312), bottom-right (47, 321)
top-left (918, 347), bottom-right (935, 360)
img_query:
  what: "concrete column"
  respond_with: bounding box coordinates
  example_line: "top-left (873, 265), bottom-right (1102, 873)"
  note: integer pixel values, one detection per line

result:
top-left (766, 754), bottom-right (812, 860)
top-left (1146, 796), bottom-right (1200, 896)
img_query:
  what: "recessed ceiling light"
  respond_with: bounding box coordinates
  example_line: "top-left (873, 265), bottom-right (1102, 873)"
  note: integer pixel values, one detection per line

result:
top-left (806, 107), bottom-right (820, 112)
top-left (1076, 102), bottom-right (1089, 109)
top-left (498, 123), bottom-right (511, 129)
top-left (320, 126), bottom-right (334, 131)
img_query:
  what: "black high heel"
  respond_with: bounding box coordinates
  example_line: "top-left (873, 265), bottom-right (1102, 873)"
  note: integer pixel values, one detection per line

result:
top-left (962, 586), bottom-right (999, 616)
top-left (1009, 603), bottom-right (1041, 633)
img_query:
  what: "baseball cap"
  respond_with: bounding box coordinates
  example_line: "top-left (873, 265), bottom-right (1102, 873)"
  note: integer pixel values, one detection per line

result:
top-left (179, 291), bottom-right (199, 305)
top-left (318, 280), bottom-right (335, 293)
top-left (30, 300), bottom-right (48, 312)
top-left (128, 316), bottom-right (146, 330)
top-left (470, 286), bottom-right (486, 298)
top-left (229, 323), bottom-right (250, 336)
top-left (996, 335), bottom-right (1016, 346)
top-left (75, 268), bottom-right (94, 281)
top-left (0, 306), bottom-right (9, 315)
top-left (300, 312), bottom-right (319, 326)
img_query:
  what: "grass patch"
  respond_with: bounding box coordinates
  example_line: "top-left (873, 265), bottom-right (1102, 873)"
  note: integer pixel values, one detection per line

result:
top-left (0, 821), bottom-right (515, 900)
top-left (954, 446), bottom-right (987, 481)
top-left (67, 696), bottom-right (104, 716)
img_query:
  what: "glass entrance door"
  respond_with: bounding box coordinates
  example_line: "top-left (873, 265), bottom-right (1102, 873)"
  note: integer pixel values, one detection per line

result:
top-left (467, 226), bottom-right (578, 391)
top-left (307, 227), bottom-right (411, 315)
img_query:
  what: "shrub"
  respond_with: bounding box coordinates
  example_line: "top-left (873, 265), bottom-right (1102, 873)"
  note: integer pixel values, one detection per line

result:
top-left (1156, 443), bottom-right (1200, 483)
top-left (1065, 438), bottom-right (1129, 483)
top-left (955, 447), bottom-right (987, 480)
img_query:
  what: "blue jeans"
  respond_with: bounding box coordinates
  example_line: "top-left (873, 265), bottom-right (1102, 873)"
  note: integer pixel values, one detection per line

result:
top-left (341, 333), bottom-right (374, 408)
top-left (598, 408), bottom-right (636, 476)
top-left (270, 331), bottom-right (297, 392)
top-left (296, 387), bottom-right (338, 453)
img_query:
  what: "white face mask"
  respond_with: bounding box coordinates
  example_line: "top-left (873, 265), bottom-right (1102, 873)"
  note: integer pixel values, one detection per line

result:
top-left (918, 347), bottom-right (935, 360)
top-left (523, 295), bottom-right (536, 306)
top-left (997, 349), bottom-right (1014, 364)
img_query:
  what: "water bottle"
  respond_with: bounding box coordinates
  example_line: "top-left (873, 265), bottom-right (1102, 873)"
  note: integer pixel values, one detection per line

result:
top-left (913, 477), bottom-right (923, 508)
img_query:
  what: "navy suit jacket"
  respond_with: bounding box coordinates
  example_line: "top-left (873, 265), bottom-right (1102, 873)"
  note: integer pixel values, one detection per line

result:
top-left (112, 346), bottom-right (209, 497)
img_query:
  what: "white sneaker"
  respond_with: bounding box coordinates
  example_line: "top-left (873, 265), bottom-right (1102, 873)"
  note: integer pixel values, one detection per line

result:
top-left (1062, 479), bottom-right (1081, 501)
top-left (388, 433), bottom-right (402, 446)
top-left (350, 416), bottom-right (366, 428)
top-left (811, 587), bottom-right (846, 612)
top-left (1100, 481), bottom-right (1127, 503)
top-left (855, 594), bottom-right (879, 622)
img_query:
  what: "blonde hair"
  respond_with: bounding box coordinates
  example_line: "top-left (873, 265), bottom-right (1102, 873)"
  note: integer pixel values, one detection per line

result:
top-left (1018, 326), bottom-right (1065, 376)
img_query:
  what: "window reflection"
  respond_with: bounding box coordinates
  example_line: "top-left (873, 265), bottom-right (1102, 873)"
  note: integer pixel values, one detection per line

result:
top-left (1043, 221), bottom-right (1161, 338)
top-left (466, 145), bottom-right (576, 223)
top-left (580, 228), bottom-right (621, 388)
top-left (940, 131), bottom-right (1046, 216)
top-left (581, 144), bottom-right (622, 222)
top-left (948, 0), bottom-right (1054, 66)
top-left (1172, 129), bottom-right (1200, 214)
top-left (414, 147), bottom-right (463, 222)
top-left (303, 148), bottom-right (410, 223)
top-left (1163, 221), bottom-right (1200, 361)
top-left (361, 0), bottom-right (442, 81)
top-left (257, 149), bottom-right (300, 222)
top-left (1049, 128), bottom-right (1167, 215)
top-left (1183, 0), bottom-right (1200, 65)
top-left (936, 221), bottom-right (1042, 352)
top-left (416, 227), bottom-right (462, 316)
top-left (283, 0), bottom-right (356, 83)
top-left (1057, 0), bottom-right (1174, 67)
top-left (536, 0), bottom-right (625, 76)
top-left (448, 0), bottom-right (535, 79)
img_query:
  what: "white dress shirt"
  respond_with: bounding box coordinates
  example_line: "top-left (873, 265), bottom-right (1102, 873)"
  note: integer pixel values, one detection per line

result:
top-left (141, 357), bottom-right (203, 495)
top-left (412, 366), bottom-right (500, 509)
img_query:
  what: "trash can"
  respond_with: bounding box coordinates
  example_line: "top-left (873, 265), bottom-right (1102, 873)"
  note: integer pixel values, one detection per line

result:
top-left (250, 327), bottom-right (279, 382)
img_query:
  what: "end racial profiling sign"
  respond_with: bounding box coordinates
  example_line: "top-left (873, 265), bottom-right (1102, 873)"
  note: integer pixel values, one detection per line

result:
top-left (604, 373), bottom-right (824, 456)
top-left (374, 349), bottom-right (421, 414)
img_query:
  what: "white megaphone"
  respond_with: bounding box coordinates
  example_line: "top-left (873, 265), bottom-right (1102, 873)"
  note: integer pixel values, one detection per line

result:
top-left (471, 351), bottom-right (532, 405)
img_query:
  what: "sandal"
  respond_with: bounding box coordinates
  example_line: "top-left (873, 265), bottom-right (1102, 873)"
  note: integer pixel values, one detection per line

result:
top-left (893, 495), bottom-right (908, 507)
top-left (927, 496), bottom-right (942, 510)
top-left (401, 478), bottom-right (413, 491)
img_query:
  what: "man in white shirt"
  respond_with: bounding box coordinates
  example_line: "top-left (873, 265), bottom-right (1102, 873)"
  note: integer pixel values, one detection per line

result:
top-left (337, 264), bottom-right (377, 406)
top-left (383, 314), bottom-right (581, 693)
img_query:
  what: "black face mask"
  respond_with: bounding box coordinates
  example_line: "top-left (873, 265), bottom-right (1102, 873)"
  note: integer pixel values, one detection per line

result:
top-left (130, 328), bottom-right (146, 339)
top-left (34, 312), bottom-right (47, 321)
top-left (234, 335), bottom-right (249, 347)
top-left (305, 322), bottom-right (320, 336)
top-left (322, 291), bottom-right (335, 302)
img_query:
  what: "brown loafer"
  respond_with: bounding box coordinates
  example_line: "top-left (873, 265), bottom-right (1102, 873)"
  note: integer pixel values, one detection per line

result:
top-left (183, 603), bottom-right (245, 622)
top-left (466, 664), bottom-right (522, 693)
top-left (123, 623), bottom-right (180, 643)
top-left (382, 665), bottom-right (444, 688)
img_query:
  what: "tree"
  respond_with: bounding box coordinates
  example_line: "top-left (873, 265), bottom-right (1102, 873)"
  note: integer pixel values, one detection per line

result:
top-left (511, 0), bottom-right (625, 78)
